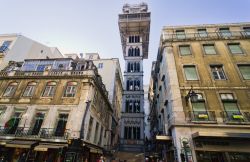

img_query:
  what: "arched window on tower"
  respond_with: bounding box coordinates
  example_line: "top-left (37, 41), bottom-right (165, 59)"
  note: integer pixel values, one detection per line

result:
top-left (128, 47), bottom-right (133, 56)
top-left (137, 63), bottom-right (140, 72)
top-left (135, 47), bottom-right (140, 56)
top-left (127, 63), bottom-right (131, 72)
top-left (134, 100), bottom-right (140, 113)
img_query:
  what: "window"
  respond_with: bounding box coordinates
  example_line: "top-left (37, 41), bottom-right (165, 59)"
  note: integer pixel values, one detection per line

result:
top-left (86, 116), bottom-right (93, 140)
top-left (63, 82), bottom-right (77, 97)
top-left (94, 122), bottom-right (99, 144)
top-left (0, 41), bottom-right (12, 52)
top-left (129, 36), bottom-right (140, 43)
top-left (220, 93), bottom-right (241, 121)
top-left (219, 28), bottom-right (231, 37)
top-left (124, 126), bottom-right (140, 140)
top-left (98, 63), bottom-right (103, 69)
top-left (197, 29), bottom-right (207, 37)
top-left (54, 113), bottom-right (68, 137)
top-left (31, 112), bottom-right (45, 135)
top-left (23, 82), bottom-right (37, 97)
top-left (210, 65), bottom-right (226, 80)
top-left (183, 65), bottom-right (198, 80)
top-left (228, 43), bottom-right (243, 54)
top-left (176, 30), bottom-right (185, 39)
top-left (42, 81), bottom-right (57, 97)
top-left (5, 112), bottom-right (23, 134)
top-left (203, 44), bottom-right (217, 55)
top-left (238, 65), bottom-right (250, 79)
top-left (243, 27), bottom-right (250, 36)
top-left (179, 45), bottom-right (191, 55)
top-left (3, 82), bottom-right (18, 97)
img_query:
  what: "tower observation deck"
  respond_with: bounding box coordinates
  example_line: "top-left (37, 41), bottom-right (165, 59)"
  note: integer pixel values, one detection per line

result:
top-left (117, 2), bottom-right (151, 160)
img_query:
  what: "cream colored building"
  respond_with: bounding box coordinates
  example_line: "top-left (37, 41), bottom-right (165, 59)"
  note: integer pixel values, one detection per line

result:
top-left (0, 58), bottom-right (113, 162)
top-left (150, 22), bottom-right (250, 162)
top-left (0, 34), bottom-right (63, 70)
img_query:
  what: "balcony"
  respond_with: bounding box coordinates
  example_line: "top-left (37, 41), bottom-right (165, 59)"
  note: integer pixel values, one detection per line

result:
top-left (0, 127), bottom-right (69, 140)
top-left (221, 111), bottom-right (250, 124)
top-left (119, 12), bottom-right (150, 22)
top-left (188, 111), bottom-right (217, 123)
top-left (119, 138), bottom-right (144, 152)
top-left (162, 31), bottom-right (250, 42)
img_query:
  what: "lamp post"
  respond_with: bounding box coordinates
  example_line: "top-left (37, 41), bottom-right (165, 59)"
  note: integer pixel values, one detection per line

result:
top-left (185, 86), bottom-right (198, 105)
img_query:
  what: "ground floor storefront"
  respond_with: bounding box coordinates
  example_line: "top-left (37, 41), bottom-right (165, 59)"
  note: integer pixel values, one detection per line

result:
top-left (0, 139), bottom-right (107, 162)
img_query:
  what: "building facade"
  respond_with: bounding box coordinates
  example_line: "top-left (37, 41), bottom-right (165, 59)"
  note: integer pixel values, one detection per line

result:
top-left (0, 58), bottom-right (113, 162)
top-left (117, 3), bottom-right (150, 161)
top-left (149, 23), bottom-right (250, 162)
top-left (0, 34), bottom-right (63, 70)
top-left (84, 53), bottom-right (123, 154)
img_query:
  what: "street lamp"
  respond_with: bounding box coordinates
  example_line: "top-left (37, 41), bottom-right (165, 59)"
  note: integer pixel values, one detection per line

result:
top-left (185, 86), bottom-right (198, 105)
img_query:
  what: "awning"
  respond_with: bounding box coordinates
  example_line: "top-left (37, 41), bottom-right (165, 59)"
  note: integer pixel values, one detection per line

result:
top-left (90, 148), bottom-right (103, 154)
top-left (192, 132), bottom-right (250, 139)
top-left (156, 135), bottom-right (172, 141)
top-left (5, 140), bottom-right (38, 148)
top-left (34, 143), bottom-right (67, 151)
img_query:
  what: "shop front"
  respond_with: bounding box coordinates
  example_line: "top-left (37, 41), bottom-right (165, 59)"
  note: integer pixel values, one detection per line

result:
top-left (192, 132), bottom-right (250, 162)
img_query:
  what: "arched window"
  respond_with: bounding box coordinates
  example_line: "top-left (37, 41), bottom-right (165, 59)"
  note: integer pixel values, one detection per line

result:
top-left (127, 63), bottom-right (131, 72)
top-left (3, 82), bottom-right (18, 97)
top-left (137, 63), bottom-right (140, 72)
top-left (42, 81), bottom-right (57, 97)
top-left (134, 80), bottom-right (140, 90)
top-left (135, 47), bottom-right (140, 56)
top-left (134, 100), bottom-right (140, 113)
top-left (23, 81), bottom-right (37, 97)
top-left (128, 47), bottom-right (133, 56)
top-left (63, 81), bottom-right (78, 97)
top-left (126, 80), bottom-right (130, 90)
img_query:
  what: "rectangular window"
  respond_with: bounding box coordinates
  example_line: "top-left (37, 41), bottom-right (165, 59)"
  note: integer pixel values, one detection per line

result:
top-left (203, 44), bottom-right (216, 55)
top-left (210, 65), bottom-right (226, 80)
top-left (94, 122), bottom-right (99, 144)
top-left (5, 112), bottom-right (22, 134)
top-left (219, 28), bottom-right (231, 37)
top-left (176, 30), bottom-right (185, 39)
top-left (183, 65), bottom-right (198, 80)
top-left (31, 112), bottom-right (45, 135)
top-left (228, 43), bottom-right (243, 54)
top-left (54, 114), bottom-right (68, 137)
top-left (179, 45), bottom-right (191, 55)
top-left (23, 82), bottom-right (37, 97)
top-left (243, 27), bottom-right (250, 36)
top-left (98, 63), bottom-right (103, 69)
top-left (86, 116), bottom-right (93, 140)
top-left (238, 65), bottom-right (250, 79)
top-left (197, 29), bottom-right (208, 37)
top-left (0, 41), bottom-right (12, 52)
top-left (42, 85), bottom-right (56, 97)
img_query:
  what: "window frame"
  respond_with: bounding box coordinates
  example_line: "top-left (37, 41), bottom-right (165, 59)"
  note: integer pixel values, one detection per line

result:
top-left (210, 65), bottom-right (227, 80)
top-left (179, 45), bottom-right (192, 56)
top-left (22, 82), bottom-right (37, 97)
top-left (176, 30), bottom-right (186, 39)
top-left (3, 82), bottom-right (18, 97)
top-left (183, 65), bottom-right (199, 81)
top-left (227, 43), bottom-right (244, 54)
top-left (42, 81), bottom-right (57, 97)
top-left (63, 81), bottom-right (78, 98)
top-left (203, 44), bottom-right (217, 55)
top-left (197, 29), bottom-right (208, 37)
top-left (237, 64), bottom-right (250, 80)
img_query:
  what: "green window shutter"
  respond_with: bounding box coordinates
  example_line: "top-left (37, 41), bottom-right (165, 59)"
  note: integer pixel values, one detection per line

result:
top-left (228, 44), bottom-right (243, 54)
top-left (204, 45), bottom-right (216, 54)
top-left (179, 46), bottom-right (191, 55)
top-left (223, 102), bottom-right (239, 112)
top-left (184, 66), bottom-right (198, 80)
top-left (238, 65), bottom-right (250, 79)
top-left (192, 102), bottom-right (206, 111)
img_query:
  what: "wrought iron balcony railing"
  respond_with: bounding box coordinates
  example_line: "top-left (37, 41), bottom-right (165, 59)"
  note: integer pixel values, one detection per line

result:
top-left (188, 111), bottom-right (217, 122)
top-left (163, 31), bottom-right (250, 42)
top-left (119, 12), bottom-right (150, 21)
top-left (0, 127), bottom-right (69, 139)
top-left (221, 111), bottom-right (250, 123)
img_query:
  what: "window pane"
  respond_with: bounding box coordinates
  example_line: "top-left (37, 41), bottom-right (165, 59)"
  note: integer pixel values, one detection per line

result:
top-left (238, 65), bottom-right (250, 79)
top-left (198, 29), bottom-right (207, 37)
top-left (210, 65), bottom-right (226, 80)
top-left (203, 44), bottom-right (216, 54)
top-left (219, 28), bottom-right (231, 37)
top-left (228, 44), bottom-right (243, 54)
top-left (192, 102), bottom-right (206, 111)
top-left (176, 30), bottom-right (185, 39)
top-left (223, 102), bottom-right (239, 112)
top-left (179, 46), bottom-right (191, 55)
top-left (243, 27), bottom-right (250, 36)
top-left (184, 66), bottom-right (198, 80)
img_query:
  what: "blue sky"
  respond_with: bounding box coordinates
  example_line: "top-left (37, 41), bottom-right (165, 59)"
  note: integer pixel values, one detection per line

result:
top-left (1, 0), bottom-right (250, 84)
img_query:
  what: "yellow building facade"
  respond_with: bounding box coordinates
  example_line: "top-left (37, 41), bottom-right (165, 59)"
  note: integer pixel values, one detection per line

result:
top-left (150, 23), bottom-right (250, 162)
